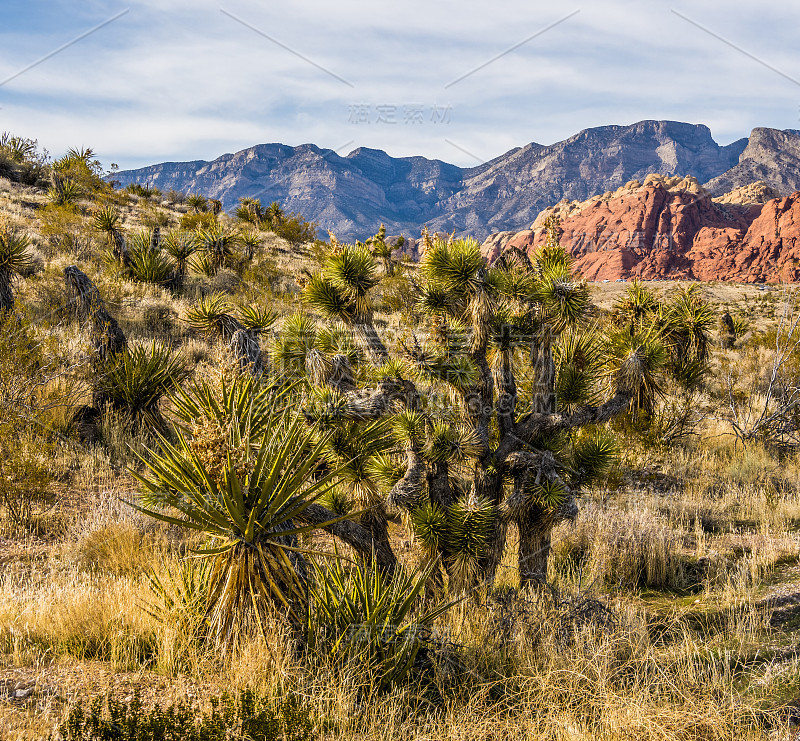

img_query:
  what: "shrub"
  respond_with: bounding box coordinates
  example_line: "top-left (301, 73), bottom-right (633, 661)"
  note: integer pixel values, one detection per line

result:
top-left (94, 341), bottom-right (190, 430)
top-left (306, 557), bottom-right (453, 688)
top-left (180, 211), bottom-right (217, 232)
top-left (55, 691), bottom-right (313, 741)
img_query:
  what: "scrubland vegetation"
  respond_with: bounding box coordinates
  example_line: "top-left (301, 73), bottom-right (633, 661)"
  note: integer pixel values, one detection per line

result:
top-left (2, 133), bottom-right (800, 740)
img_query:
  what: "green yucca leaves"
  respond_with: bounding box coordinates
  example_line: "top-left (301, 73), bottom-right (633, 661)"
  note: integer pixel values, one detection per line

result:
top-left (570, 430), bottom-right (619, 486)
top-left (0, 225), bottom-right (32, 311)
top-left (92, 205), bottom-right (121, 234)
top-left (127, 245), bottom-right (175, 285)
top-left (304, 273), bottom-right (352, 321)
top-left (306, 557), bottom-right (454, 687)
top-left (96, 341), bottom-right (190, 430)
top-left (445, 494), bottom-right (495, 591)
top-left (196, 224), bottom-right (240, 271)
top-left (185, 292), bottom-right (239, 338)
top-left (605, 327), bottom-right (668, 416)
top-left (48, 177), bottom-right (83, 206)
top-left (0, 227), bottom-right (31, 275)
top-left (162, 230), bottom-right (198, 262)
top-left (421, 237), bottom-right (485, 296)
top-left (528, 479), bottom-right (567, 509)
top-left (411, 501), bottom-right (448, 555)
top-left (304, 244), bottom-right (379, 324)
top-left (424, 421), bottom-right (482, 462)
top-left (237, 304), bottom-right (278, 333)
top-left (131, 401), bottom-right (345, 642)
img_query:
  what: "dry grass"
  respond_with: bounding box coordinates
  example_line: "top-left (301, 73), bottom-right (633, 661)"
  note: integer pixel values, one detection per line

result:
top-left (1, 176), bottom-right (800, 740)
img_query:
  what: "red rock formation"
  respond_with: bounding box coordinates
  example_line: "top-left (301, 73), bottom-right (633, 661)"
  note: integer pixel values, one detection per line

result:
top-left (481, 179), bottom-right (800, 283)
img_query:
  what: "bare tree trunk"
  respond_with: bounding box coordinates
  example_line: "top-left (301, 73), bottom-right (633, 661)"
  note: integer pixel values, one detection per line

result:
top-left (517, 506), bottom-right (552, 588)
top-left (354, 321), bottom-right (389, 365)
top-left (0, 269), bottom-right (13, 313)
top-left (229, 329), bottom-right (263, 376)
top-left (64, 266), bottom-right (127, 362)
top-left (359, 503), bottom-right (398, 575)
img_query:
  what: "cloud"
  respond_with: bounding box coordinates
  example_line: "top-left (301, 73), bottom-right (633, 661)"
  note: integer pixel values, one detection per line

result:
top-left (1, 0), bottom-right (799, 169)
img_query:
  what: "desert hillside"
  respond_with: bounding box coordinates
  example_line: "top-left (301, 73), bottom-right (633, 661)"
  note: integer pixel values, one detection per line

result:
top-left (2, 136), bottom-right (800, 741)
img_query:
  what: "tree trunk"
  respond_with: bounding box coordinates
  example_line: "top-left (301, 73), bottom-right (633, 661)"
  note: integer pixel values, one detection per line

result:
top-left (517, 506), bottom-right (552, 588)
top-left (475, 467), bottom-right (506, 586)
top-left (354, 321), bottom-right (389, 365)
top-left (0, 269), bottom-right (13, 313)
top-left (359, 503), bottom-right (398, 575)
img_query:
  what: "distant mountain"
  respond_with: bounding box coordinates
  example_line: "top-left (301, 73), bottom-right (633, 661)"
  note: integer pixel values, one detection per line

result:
top-left (114, 121), bottom-right (800, 241)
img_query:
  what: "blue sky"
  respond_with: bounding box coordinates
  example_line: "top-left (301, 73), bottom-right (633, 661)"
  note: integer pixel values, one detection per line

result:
top-left (1, 0), bottom-right (799, 170)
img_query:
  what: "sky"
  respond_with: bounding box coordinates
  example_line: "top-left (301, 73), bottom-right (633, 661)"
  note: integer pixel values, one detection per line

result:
top-left (1, 0), bottom-right (800, 171)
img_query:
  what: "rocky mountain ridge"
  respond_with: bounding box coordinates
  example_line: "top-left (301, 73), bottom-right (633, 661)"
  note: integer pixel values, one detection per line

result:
top-left (481, 175), bottom-right (800, 283)
top-left (114, 120), bottom-right (800, 242)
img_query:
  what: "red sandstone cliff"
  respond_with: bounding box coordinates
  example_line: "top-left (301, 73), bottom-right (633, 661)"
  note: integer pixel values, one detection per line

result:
top-left (481, 176), bottom-right (800, 282)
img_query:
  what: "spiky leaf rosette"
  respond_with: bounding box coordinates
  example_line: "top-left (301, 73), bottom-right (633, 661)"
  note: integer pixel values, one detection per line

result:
top-left (305, 244), bottom-right (379, 323)
top-left (169, 373), bottom-right (293, 443)
top-left (555, 327), bottom-right (603, 410)
top-left (613, 279), bottom-right (659, 329)
top-left (605, 327), bottom-right (668, 416)
top-left (421, 237), bottom-right (485, 297)
top-left (48, 177), bottom-right (83, 206)
top-left (316, 323), bottom-right (363, 367)
top-left (446, 493), bottom-right (495, 591)
top-left (659, 285), bottom-right (715, 383)
top-left (185, 292), bottom-right (241, 339)
top-left (318, 486), bottom-right (354, 516)
top-left (92, 205), bottom-right (121, 234)
top-left (237, 304), bottom-right (278, 333)
top-left (0, 226), bottom-right (32, 276)
top-left (528, 479), bottom-right (567, 509)
top-left (162, 230), bottom-right (198, 261)
top-left (319, 417), bottom-right (394, 505)
top-left (95, 341), bottom-right (190, 430)
top-left (127, 244), bottom-right (175, 284)
top-left (391, 408), bottom-right (426, 448)
top-left (304, 272), bottom-right (352, 321)
top-left (197, 224), bottom-right (240, 271)
top-left (570, 429), bottom-right (619, 486)
top-left (424, 420), bottom-right (483, 462)
top-left (411, 500), bottom-right (448, 556)
top-left (306, 557), bottom-right (454, 687)
top-left (131, 406), bottom-right (344, 642)
top-left (367, 453), bottom-right (407, 489)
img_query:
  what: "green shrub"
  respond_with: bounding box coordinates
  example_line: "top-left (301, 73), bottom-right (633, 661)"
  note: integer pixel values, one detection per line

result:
top-left (95, 341), bottom-right (190, 430)
top-left (306, 557), bottom-right (453, 688)
top-left (55, 691), bottom-right (313, 741)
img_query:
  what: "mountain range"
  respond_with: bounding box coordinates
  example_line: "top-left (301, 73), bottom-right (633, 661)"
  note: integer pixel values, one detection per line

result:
top-left (114, 120), bottom-right (800, 241)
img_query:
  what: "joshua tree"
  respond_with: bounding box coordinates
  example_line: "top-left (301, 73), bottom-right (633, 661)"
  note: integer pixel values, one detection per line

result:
top-left (92, 205), bottom-right (128, 264)
top-left (295, 219), bottom-right (657, 588)
top-left (366, 224), bottom-right (395, 276)
top-left (162, 230), bottom-right (198, 287)
top-left (0, 224), bottom-right (32, 313)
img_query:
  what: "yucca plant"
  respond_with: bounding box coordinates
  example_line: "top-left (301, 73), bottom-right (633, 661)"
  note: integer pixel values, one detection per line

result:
top-left (303, 243), bottom-right (388, 363)
top-left (306, 556), bottom-right (454, 687)
top-left (127, 244), bottom-right (175, 285)
top-left (0, 224), bottom-right (32, 312)
top-left (185, 193), bottom-right (208, 213)
top-left (92, 205), bottom-right (127, 264)
top-left (48, 176), bottom-right (83, 206)
top-left (239, 230), bottom-right (262, 260)
top-left (95, 341), bottom-right (190, 430)
top-left (162, 230), bottom-right (198, 286)
top-left (185, 292), bottom-right (242, 340)
top-left (197, 224), bottom-right (240, 272)
top-left (131, 397), bottom-right (345, 645)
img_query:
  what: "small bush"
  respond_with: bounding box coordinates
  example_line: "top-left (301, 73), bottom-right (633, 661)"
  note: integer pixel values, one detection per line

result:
top-left (55, 691), bottom-right (313, 741)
